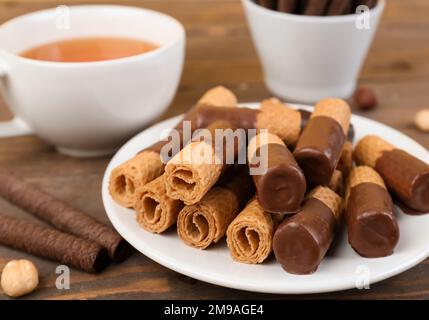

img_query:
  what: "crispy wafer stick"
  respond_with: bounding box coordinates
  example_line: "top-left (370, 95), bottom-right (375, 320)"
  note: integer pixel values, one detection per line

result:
top-left (303, 0), bottom-right (330, 15)
top-left (346, 166), bottom-right (399, 258)
top-left (0, 169), bottom-right (132, 262)
top-left (197, 98), bottom-right (302, 146)
top-left (109, 86), bottom-right (237, 208)
top-left (135, 174), bottom-right (184, 234)
top-left (354, 135), bottom-right (429, 212)
top-left (257, 0), bottom-right (277, 9)
top-left (329, 169), bottom-right (344, 196)
top-left (273, 186), bottom-right (343, 274)
top-left (248, 132), bottom-right (306, 213)
top-left (226, 198), bottom-right (275, 264)
top-left (355, 0), bottom-right (377, 10)
top-left (177, 166), bottom-right (254, 249)
top-left (165, 120), bottom-right (243, 205)
top-left (278, 0), bottom-right (297, 13)
top-left (294, 98), bottom-right (351, 187)
top-left (338, 140), bottom-right (354, 178)
top-left (326, 0), bottom-right (352, 15)
top-left (0, 214), bottom-right (109, 273)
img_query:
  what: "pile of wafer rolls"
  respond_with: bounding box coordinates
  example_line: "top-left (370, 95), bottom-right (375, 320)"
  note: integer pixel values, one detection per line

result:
top-left (109, 86), bottom-right (429, 275)
top-left (254, 0), bottom-right (378, 16)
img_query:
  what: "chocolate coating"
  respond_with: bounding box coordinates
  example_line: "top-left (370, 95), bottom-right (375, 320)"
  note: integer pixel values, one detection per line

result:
top-left (196, 105), bottom-right (259, 130)
top-left (347, 183), bottom-right (399, 258)
top-left (252, 143), bottom-right (306, 214)
top-left (376, 149), bottom-right (429, 212)
top-left (294, 116), bottom-right (345, 187)
top-left (273, 198), bottom-right (336, 275)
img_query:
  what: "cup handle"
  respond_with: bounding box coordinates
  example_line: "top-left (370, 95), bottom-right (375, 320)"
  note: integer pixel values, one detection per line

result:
top-left (0, 62), bottom-right (33, 137)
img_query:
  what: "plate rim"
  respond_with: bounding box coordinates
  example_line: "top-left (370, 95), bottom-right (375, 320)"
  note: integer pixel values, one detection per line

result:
top-left (102, 103), bottom-right (429, 294)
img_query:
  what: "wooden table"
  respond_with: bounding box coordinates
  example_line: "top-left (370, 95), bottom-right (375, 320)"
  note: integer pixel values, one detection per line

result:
top-left (0, 0), bottom-right (428, 300)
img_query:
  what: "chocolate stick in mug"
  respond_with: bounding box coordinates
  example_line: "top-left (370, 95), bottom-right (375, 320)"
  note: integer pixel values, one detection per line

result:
top-left (294, 98), bottom-right (351, 187)
top-left (326, 0), bottom-right (352, 15)
top-left (109, 86), bottom-right (237, 208)
top-left (354, 135), bottom-right (429, 212)
top-left (258, 0), bottom-right (277, 10)
top-left (135, 174), bottom-right (184, 234)
top-left (345, 166), bottom-right (399, 258)
top-left (226, 198), bottom-right (275, 264)
top-left (165, 120), bottom-right (243, 205)
top-left (0, 168), bottom-right (132, 262)
top-left (273, 186), bottom-right (343, 275)
top-left (278, 0), bottom-right (297, 13)
top-left (248, 132), bottom-right (306, 214)
top-left (356, 0), bottom-right (377, 9)
top-left (177, 166), bottom-right (254, 249)
top-left (0, 214), bottom-right (109, 273)
top-left (303, 0), bottom-right (330, 15)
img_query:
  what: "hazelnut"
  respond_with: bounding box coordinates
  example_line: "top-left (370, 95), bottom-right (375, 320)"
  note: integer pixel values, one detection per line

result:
top-left (415, 109), bottom-right (429, 132)
top-left (1, 260), bottom-right (39, 298)
top-left (353, 87), bottom-right (378, 111)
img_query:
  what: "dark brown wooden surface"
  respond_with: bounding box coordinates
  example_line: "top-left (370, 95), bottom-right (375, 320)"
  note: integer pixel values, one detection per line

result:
top-left (0, 0), bottom-right (428, 300)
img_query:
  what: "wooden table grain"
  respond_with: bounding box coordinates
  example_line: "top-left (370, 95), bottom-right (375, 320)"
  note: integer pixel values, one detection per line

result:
top-left (0, 0), bottom-right (428, 300)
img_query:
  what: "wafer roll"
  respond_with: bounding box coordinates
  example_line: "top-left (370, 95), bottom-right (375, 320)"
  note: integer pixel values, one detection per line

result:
top-left (257, 0), bottom-right (277, 9)
top-left (294, 98), bottom-right (351, 187)
top-left (165, 120), bottom-right (243, 205)
top-left (354, 135), bottom-right (429, 212)
top-left (0, 214), bottom-right (109, 273)
top-left (273, 186), bottom-right (343, 275)
top-left (338, 140), bottom-right (354, 178)
top-left (135, 175), bottom-right (184, 233)
top-left (226, 199), bottom-right (274, 264)
top-left (326, 0), bottom-right (352, 15)
top-left (109, 86), bottom-right (237, 208)
top-left (0, 169), bottom-right (132, 262)
top-left (303, 0), bottom-right (330, 15)
top-left (177, 166), bottom-right (254, 249)
top-left (248, 132), bottom-right (306, 213)
top-left (346, 166), bottom-right (399, 258)
top-left (329, 169), bottom-right (344, 196)
top-left (278, 0), bottom-right (297, 13)
top-left (197, 98), bottom-right (302, 146)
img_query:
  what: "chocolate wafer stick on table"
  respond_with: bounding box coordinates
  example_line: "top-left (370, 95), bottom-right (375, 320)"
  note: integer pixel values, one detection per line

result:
top-left (109, 86), bottom-right (237, 208)
top-left (354, 135), bottom-right (429, 212)
top-left (0, 168), bottom-right (132, 262)
top-left (0, 214), bottom-right (109, 273)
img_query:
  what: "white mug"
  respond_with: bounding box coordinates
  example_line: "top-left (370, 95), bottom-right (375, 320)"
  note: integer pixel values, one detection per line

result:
top-left (242, 0), bottom-right (385, 103)
top-left (0, 5), bottom-right (185, 157)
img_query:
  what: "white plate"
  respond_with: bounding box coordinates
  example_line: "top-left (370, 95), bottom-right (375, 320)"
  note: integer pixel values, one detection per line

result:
top-left (102, 103), bottom-right (429, 294)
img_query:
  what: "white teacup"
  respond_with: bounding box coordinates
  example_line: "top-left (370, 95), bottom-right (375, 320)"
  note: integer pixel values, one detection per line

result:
top-left (0, 5), bottom-right (185, 157)
top-left (242, 0), bottom-right (385, 103)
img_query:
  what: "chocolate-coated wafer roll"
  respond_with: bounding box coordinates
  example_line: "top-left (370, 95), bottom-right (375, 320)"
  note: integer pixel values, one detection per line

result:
top-left (248, 132), bottom-right (306, 213)
top-left (278, 0), bottom-right (297, 13)
top-left (326, 0), bottom-right (352, 15)
top-left (109, 86), bottom-right (237, 208)
top-left (273, 186), bottom-right (343, 274)
top-left (165, 120), bottom-right (243, 205)
top-left (177, 166), bottom-right (254, 249)
top-left (226, 198), bottom-right (275, 264)
top-left (329, 169), bottom-right (344, 196)
top-left (294, 98), bottom-right (351, 187)
top-left (257, 0), bottom-right (277, 10)
top-left (0, 214), bottom-right (109, 273)
top-left (0, 169), bottom-right (132, 262)
top-left (135, 174), bottom-right (184, 233)
top-left (338, 140), bottom-right (354, 178)
top-left (354, 135), bottom-right (429, 212)
top-left (346, 166), bottom-right (399, 258)
top-left (303, 0), bottom-right (330, 15)
top-left (197, 98), bottom-right (302, 146)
